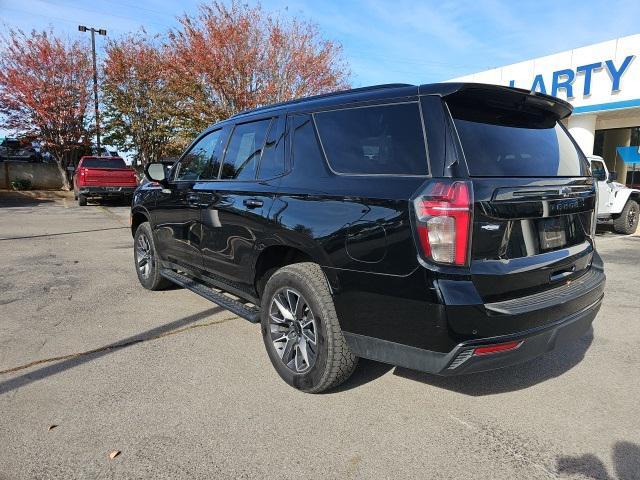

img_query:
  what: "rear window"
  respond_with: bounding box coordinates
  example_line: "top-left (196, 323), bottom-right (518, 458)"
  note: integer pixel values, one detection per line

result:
top-left (314, 103), bottom-right (428, 175)
top-left (449, 103), bottom-right (586, 177)
top-left (82, 158), bottom-right (127, 169)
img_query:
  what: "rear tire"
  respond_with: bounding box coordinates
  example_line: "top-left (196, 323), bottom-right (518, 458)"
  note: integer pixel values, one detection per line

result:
top-left (613, 200), bottom-right (639, 234)
top-left (134, 222), bottom-right (171, 290)
top-left (77, 194), bottom-right (87, 206)
top-left (260, 262), bottom-right (358, 393)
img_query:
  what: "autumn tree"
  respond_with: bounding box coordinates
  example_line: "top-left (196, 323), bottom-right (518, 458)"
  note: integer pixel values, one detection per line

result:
top-left (102, 32), bottom-right (184, 167)
top-left (0, 29), bottom-right (93, 190)
top-left (167, 1), bottom-right (350, 136)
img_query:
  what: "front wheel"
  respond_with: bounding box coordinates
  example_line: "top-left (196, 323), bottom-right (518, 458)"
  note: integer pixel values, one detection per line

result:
top-left (77, 194), bottom-right (87, 206)
top-left (133, 222), bottom-right (171, 290)
top-left (613, 200), bottom-right (639, 234)
top-left (260, 262), bottom-right (358, 393)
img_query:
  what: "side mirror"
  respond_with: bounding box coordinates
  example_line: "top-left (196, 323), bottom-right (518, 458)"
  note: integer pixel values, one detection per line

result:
top-left (145, 162), bottom-right (168, 185)
top-left (608, 171), bottom-right (617, 182)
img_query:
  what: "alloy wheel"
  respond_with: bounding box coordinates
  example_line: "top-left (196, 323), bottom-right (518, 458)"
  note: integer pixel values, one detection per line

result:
top-left (136, 233), bottom-right (153, 279)
top-left (268, 287), bottom-right (318, 373)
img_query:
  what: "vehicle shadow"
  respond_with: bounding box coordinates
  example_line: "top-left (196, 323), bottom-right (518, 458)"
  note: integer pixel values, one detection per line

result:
top-left (0, 306), bottom-right (225, 396)
top-left (392, 328), bottom-right (593, 396)
top-left (329, 358), bottom-right (394, 393)
top-left (95, 198), bottom-right (132, 207)
top-left (0, 190), bottom-right (54, 208)
top-left (556, 441), bottom-right (640, 480)
top-left (596, 224), bottom-right (617, 236)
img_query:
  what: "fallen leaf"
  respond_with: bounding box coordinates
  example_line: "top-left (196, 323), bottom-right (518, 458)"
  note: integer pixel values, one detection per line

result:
top-left (47, 424), bottom-right (57, 431)
top-left (109, 450), bottom-right (121, 460)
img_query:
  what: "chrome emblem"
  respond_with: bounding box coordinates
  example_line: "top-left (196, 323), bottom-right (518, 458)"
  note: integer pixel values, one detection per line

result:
top-left (481, 224), bottom-right (500, 231)
top-left (559, 186), bottom-right (571, 197)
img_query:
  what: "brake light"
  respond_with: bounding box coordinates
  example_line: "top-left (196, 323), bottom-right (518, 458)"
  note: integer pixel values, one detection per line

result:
top-left (412, 180), bottom-right (473, 266)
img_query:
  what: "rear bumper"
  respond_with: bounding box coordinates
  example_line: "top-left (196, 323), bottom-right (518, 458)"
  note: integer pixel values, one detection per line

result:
top-left (340, 259), bottom-right (605, 375)
top-left (440, 294), bottom-right (601, 374)
top-left (345, 294), bottom-right (601, 375)
top-left (78, 186), bottom-right (136, 197)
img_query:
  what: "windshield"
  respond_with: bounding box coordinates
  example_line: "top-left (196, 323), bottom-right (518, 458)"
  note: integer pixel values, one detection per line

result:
top-left (82, 158), bottom-right (127, 169)
top-left (448, 101), bottom-right (587, 177)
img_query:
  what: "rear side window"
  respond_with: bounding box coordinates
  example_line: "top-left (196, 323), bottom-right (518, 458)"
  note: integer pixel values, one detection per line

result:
top-left (221, 119), bottom-right (271, 180)
top-left (257, 116), bottom-right (286, 179)
top-left (449, 102), bottom-right (585, 177)
top-left (82, 158), bottom-right (126, 169)
top-left (314, 103), bottom-right (428, 175)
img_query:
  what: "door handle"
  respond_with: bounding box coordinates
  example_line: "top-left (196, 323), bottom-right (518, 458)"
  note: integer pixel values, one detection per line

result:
top-left (187, 192), bottom-right (214, 206)
top-left (243, 198), bottom-right (263, 209)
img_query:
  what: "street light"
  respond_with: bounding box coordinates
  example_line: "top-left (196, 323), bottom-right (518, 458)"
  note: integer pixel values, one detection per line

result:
top-left (78, 25), bottom-right (107, 153)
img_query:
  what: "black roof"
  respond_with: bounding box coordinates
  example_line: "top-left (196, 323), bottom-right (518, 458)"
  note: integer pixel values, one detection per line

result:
top-left (226, 81), bottom-right (573, 123)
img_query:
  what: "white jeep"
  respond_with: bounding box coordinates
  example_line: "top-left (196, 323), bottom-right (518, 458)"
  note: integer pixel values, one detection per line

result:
top-left (588, 155), bottom-right (640, 234)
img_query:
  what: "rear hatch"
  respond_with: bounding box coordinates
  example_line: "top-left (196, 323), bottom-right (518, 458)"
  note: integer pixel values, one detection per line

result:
top-left (80, 157), bottom-right (137, 186)
top-left (445, 87), bottom-right (597, 304)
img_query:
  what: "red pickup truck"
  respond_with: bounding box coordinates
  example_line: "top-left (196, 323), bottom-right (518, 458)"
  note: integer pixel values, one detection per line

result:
top-left (72, 156), bottom-right (138, 206)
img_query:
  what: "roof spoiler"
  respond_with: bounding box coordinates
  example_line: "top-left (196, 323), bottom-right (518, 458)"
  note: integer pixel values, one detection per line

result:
top-left (420, 82), bottom-right (573, 120)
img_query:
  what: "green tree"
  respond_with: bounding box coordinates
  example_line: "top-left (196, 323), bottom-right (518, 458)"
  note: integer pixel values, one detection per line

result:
top-left (102, 32), bottom-right (185, 168)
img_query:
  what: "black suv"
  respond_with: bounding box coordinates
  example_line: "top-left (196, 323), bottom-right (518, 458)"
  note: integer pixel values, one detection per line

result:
top-left (131, 83), bottom-right (605, 393)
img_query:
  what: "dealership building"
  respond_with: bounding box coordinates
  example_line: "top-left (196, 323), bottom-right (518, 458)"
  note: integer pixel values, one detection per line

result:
top-left (449, 34), bottom-right (640, 184)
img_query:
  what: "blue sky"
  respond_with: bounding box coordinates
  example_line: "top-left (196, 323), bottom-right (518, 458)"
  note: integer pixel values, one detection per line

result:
top-left (3, 0), bottom-right (640, 86)
top-left (2, 0), bottom-right (640, 140)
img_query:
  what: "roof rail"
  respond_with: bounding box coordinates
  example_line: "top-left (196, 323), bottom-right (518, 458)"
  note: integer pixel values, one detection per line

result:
top-left (230, 83), bottom-right (415, 118)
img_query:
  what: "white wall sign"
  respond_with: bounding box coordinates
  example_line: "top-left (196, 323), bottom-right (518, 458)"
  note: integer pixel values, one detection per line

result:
top-left (448, 34), bottom-right (640, 115)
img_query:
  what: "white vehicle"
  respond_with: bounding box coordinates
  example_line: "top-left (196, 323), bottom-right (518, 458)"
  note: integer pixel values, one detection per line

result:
top-left (588, 155), bottom-right (640, 234)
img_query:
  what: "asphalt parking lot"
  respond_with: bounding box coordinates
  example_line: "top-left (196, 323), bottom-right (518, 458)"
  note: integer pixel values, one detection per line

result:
top-left (1, 190), bottom-right (639, 480)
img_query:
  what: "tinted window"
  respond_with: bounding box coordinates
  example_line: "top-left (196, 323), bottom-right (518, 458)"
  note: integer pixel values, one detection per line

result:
top-left (3, 139), bottom-right (21, 149)
top-left (176, 130), bottom-right (222, 181)
top-left (590, 160), bottom-right (606, 181)
top-left (291, 115), bottom-right (326, 175)
top-left (221, 119), bottom-right (271, 180)
top-left (314, 103), bottom-right (428, 175)
top-left (82, 158), bottom-right (127, 169)
top-left (627, 170), bottom-right (640, 185)
top-left (450, 104), bottom-right (585, 177)
top-left (258, 116), bottom-right (286, 179)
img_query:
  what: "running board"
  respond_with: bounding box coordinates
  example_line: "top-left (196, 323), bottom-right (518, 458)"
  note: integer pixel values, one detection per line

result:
top-left (160, 269), bottom-right (261, 323)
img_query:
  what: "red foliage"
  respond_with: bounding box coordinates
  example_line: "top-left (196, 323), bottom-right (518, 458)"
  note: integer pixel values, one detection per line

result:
top-left (167, 1), bottom-right (350, 131)
top-left (0, 28), bottom-right (93, 188)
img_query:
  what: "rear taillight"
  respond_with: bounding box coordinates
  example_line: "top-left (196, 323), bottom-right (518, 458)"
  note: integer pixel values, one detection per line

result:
top-left (412, 180), bottom-right (473, 266)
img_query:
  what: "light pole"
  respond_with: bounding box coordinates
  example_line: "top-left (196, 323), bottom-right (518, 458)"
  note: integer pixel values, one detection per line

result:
top-left (78, 25), bottom-right (106, 154)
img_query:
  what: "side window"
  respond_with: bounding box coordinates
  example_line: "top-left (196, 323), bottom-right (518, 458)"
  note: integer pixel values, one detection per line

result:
top-left (220, 119), bottom-right (272, 180)
top-left (175, 129), bottom-right (222, 181)
top-left (291, 114), bottom-right (326, 175)
top-left (257, 116), bottom-right (286, 179)
top-left (314, 103), bottom-right (428, 175)
top-left (591, 160), bottom-right (606, 181)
